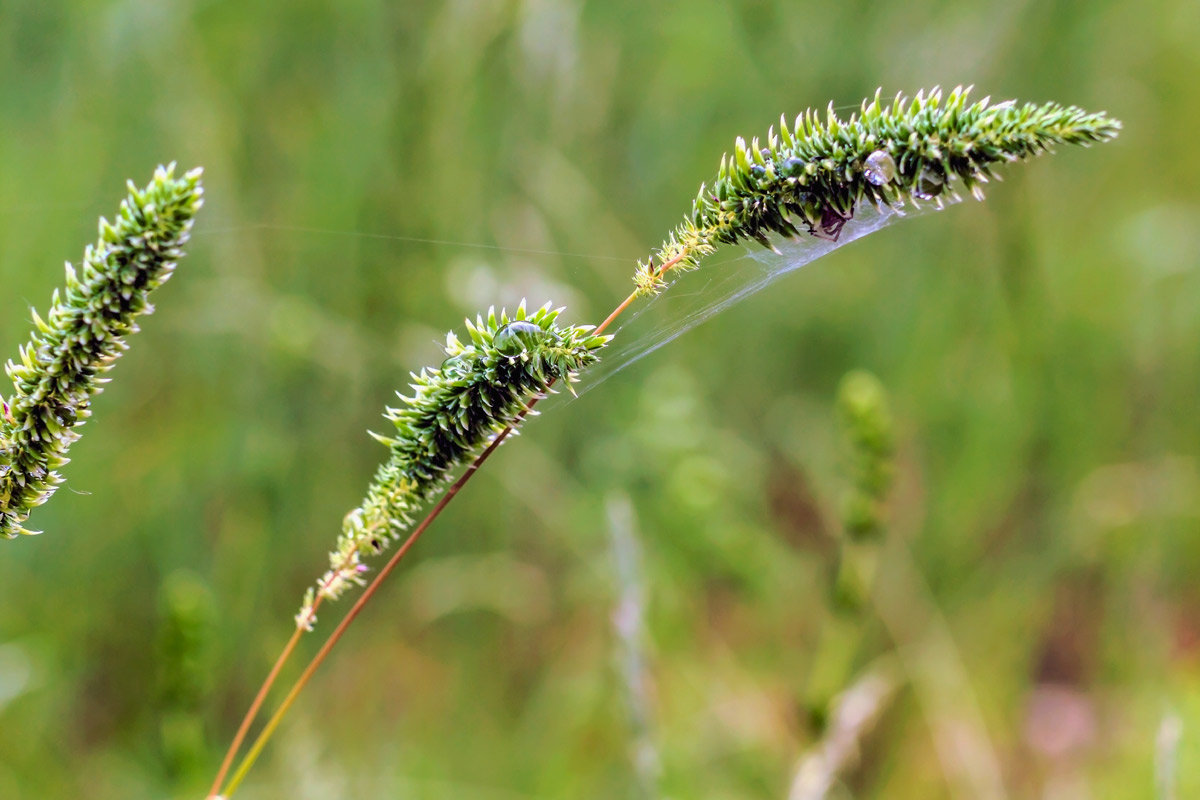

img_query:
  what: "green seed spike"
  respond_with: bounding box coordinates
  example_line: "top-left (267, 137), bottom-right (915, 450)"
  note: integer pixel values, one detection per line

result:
top-left (0, 164), bottom-right (203, 539)
top-left (633, 86), bottom-right (1120, 294)
top-left (296, 301), bottom-right (609, 630)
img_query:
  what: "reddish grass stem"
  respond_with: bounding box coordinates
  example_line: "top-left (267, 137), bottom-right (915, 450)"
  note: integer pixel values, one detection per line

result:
top-left (212, 254), bottom-right (683, 797)
top-left (206, 627), bottom-right (302, 797)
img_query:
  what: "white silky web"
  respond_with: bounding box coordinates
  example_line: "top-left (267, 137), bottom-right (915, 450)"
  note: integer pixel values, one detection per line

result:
top-left (178, 186), bottom-right (963, 402)
top-left (572, 195), bottom-right (960, 396)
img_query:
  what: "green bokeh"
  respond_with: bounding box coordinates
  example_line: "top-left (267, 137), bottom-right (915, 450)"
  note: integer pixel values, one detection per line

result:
top-left (1, 2), bottom-right (1196, 798)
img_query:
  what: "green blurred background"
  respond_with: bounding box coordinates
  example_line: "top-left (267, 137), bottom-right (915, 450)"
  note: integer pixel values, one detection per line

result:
top-left (1, 1), bottom-right (1196, 798)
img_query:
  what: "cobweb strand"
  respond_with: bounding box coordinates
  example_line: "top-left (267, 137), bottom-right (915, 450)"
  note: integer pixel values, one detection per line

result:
top-left (570, 195), bottom-right (959, 396)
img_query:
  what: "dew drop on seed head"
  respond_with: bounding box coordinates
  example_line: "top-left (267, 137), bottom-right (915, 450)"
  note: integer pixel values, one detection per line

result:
top-left (440, 355), bottom-right (467, 374)
top-left (863, 150), bottom-right (897, 186)
top-left (913, 165), bottom-right (945, 199)
top-left (493, 321), bottom-right (545, 356)
top-left (781, 156), bottom-right (805, 177)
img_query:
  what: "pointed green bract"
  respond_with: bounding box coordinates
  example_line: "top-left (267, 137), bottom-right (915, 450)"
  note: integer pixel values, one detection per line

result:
top-left (297, 301), bottom-right (608, 629)
top-left (0, 164), bottom-right (204, 538)
top-left (635, 86), bottom-right (1120, 293)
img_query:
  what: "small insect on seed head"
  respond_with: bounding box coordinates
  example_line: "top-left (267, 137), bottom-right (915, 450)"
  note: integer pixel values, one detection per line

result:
top-left (812, 205), bottom-right (854, 241)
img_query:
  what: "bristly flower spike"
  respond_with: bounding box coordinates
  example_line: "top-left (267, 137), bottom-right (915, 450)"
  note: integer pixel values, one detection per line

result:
top-left (296, 300), bottom-right (608, 630)
top-left (218, 303), bottom-right (607, 796)
top-left (0, 164), bottom-right (203, 538)
top-left (631, 85), bottom-right (1120, 297)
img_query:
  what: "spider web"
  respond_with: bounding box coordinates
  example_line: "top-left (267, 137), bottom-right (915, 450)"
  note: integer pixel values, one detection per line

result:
top-left (571, 196), bottom-right (959, 396)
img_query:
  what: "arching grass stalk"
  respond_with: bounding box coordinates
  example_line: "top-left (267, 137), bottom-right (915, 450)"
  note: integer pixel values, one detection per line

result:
top-left (207, 302), bottom-right (619, 796)
top-left (221, 403), bottom-right (534, 797)
top-left (211, 86), bottom-right (1118, 797)
top-left (210, 257), bottom-right (684, 799)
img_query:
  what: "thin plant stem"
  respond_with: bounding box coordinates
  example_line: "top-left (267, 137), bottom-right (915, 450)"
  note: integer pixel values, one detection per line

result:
top-left (206, 628), bottom-right (302, 797)
top-left (595, 290), bottom-right (641, 335)
top-left (207, 524), bottom-right (382, 796)
top-left (220, 406), bottom-right (532, 796)
top-left (214, 255), bottom-right (684, 797)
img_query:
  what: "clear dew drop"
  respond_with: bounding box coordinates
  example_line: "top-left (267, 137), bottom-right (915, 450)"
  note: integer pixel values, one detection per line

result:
top-left (492, 321), bottom-right (545, 356)
top-left (780, 156), bottom-right (805, 177)
top-left (913, 165), bottom-right (946, 199)
top-left (863, 150), bottom-right (897, 186)
top-left (440, 355), bottom-right (467, 374)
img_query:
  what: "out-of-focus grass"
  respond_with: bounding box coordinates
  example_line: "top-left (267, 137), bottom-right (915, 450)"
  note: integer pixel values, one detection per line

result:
top-left (0, 2), bottom-right (1196, 798)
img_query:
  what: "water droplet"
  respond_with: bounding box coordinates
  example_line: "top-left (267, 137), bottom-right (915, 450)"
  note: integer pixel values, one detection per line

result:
top-left (493, 321), bottom-right (545, 356)
top-left (440, 355), bottom-right (468, 374)
top-left (913, 164), bottom-right (946, 199)
top-left (780, 156), bottom-right (805, 177)
top-left (863, 150), bottom-right (896, 186)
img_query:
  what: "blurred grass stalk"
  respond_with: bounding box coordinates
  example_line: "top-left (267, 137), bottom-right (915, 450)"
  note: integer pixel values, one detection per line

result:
top-left (1156, 712), bottom-right (1182, 800)
top-left (804, 371), bottom-right (896, 718)
top-left (789, 661), bottom-right (898, 800)
top-left (794, 370), bottom-right (897, 797)
top-left (872, 527), bottom-right (1009, 798)
top-left (796, 370), bottom-right (1011, 799)
top-left (158, 570), bottom-right (216, 783)
top-left (607, 493), bottom-right (662, 800)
